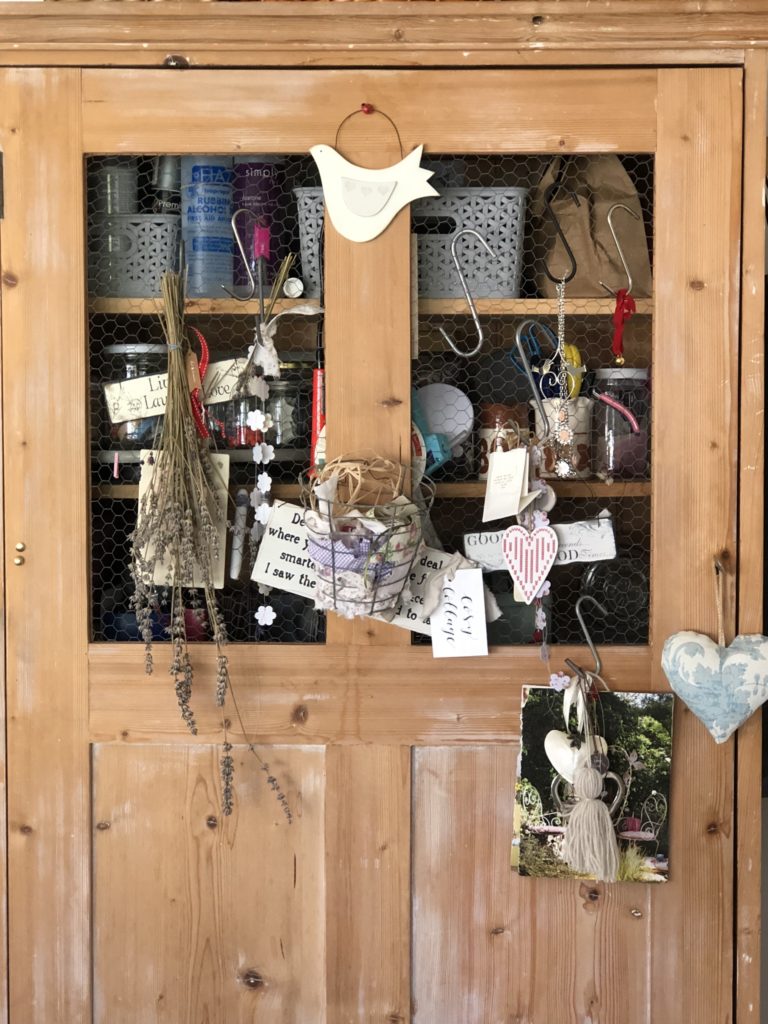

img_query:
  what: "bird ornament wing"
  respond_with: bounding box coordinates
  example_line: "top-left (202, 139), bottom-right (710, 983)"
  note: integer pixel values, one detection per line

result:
top-left (310, 143), bottom-right (438, 243)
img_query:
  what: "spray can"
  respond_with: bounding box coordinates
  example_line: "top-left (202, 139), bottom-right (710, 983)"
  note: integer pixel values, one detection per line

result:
top-left (181, 155), bottom-right (233, 297)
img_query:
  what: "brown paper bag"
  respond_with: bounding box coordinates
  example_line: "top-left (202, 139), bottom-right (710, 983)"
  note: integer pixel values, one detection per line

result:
top-left (531, 156), bottom-right (653, 298)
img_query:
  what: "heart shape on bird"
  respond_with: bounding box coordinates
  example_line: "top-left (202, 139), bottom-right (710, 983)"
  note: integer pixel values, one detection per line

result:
top-left (661, 631), bottom-right (768, 743)
top-left (544, 730), bottom-right (609, 784)
top-left (502, 525), bottom-right (558, 604)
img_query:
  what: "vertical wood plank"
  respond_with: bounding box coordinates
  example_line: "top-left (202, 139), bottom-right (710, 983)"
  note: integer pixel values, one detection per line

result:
top-left (0, 69), bottom-right (90, 1023)
top-left (93, 744), bottom-right (326, 1024)
top-left (325, 746), bottom-right (411, 1022)
top-left (0, 145), bottom-right (8, 1024)
top-left (412, 747), bottom-right (652, 1024)
top-left (323, 106), bottom-right (412, 647)
top-left (651, 67), bottom-right (742, 1024)
top-left (736, 47), bottom-right (767, 1024)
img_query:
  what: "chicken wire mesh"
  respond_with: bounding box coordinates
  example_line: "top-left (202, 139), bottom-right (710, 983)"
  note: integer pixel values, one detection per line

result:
top-left (412, 154), bottom-right (653, 647)
top-left (88, 154), bottom-right (326, 644)
top-left (88, 151), bottom-right (653, 650)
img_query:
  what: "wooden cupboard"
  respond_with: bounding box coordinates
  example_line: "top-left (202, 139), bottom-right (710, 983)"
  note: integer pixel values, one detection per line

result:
top-left (0, 29), bottom-right (764, 1024)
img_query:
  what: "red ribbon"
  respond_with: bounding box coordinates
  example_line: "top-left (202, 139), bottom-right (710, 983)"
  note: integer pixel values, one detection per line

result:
top-left (611, 288), bottom-right (636, 362)
top-left (187, 326), bottom-right (210, 439)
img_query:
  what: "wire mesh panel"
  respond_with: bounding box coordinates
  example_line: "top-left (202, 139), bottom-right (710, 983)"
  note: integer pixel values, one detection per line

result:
top-left (88, 154), bottom-right (326, 644)
top-left (412, 154), bottom-right (654, 647)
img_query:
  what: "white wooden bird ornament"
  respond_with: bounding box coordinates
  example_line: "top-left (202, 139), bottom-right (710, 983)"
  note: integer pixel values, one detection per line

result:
top-left (310, 143), bottom-right (438, 243)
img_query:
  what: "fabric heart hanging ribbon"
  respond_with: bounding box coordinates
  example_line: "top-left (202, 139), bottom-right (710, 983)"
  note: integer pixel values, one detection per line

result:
top-left (661, 560), bottom-right (768, 743)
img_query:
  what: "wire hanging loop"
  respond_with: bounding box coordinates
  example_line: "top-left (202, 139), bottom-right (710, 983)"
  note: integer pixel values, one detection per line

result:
top-left (333, 103), bottom-right (405, 160)
top-left (221, 209), bottom-right (256, 302)
top-left (599, 202), bottom-right (640, 297)
top-left (438, 229), bottom-right (497, 359)
top-left (542, 183), bottom-right (579, 284)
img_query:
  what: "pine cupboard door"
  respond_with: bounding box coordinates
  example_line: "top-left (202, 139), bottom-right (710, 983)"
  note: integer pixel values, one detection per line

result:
top-left (0, 66), bottom-right (743, 1023)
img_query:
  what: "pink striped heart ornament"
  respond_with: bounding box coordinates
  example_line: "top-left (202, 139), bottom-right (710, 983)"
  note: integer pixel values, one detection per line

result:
top-left (501, 525), bottom-right (559, 605)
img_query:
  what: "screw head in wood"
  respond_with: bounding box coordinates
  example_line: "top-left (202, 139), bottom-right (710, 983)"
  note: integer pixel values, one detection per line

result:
top-left (13, 556), bottom-right (24, 566)
top-left (15, 542), bottom-right (25, 551)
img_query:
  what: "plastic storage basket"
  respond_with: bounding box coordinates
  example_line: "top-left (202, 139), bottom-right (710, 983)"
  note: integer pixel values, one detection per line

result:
top-left (294, 186), bottom-right (527, 299)
top-left (88, 214), bottom-right (181, 298)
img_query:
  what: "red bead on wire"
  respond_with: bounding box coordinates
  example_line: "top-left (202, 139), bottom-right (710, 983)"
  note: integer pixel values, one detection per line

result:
top-left (360, 103), bottom-right (374, 115)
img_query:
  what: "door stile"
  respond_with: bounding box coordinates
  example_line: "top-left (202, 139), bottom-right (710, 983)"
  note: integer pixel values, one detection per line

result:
top-left (735, 46), bottom-right (767, 1024)
top-left (650, 67), bottom-right (743, 1024)
top-left (0, 69), bottom-right (90, 1023)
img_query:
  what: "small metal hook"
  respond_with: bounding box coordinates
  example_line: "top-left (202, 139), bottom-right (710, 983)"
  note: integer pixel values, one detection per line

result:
top-left (565, 595), bottom-right (608, 680)
top-left (221, 209), bottom-right (256, 302)
top-left (542, 183), bottom-right (579, 284)
top-left (599, 202), bottom-right (640, 297)
top-left (514, 319), bottom-right (550, 439)
top-left (438, 229), bottom-right (496, 359)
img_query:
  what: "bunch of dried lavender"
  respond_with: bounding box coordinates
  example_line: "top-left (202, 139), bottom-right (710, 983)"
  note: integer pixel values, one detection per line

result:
top-left (129, 270), bottom-right (230, 737)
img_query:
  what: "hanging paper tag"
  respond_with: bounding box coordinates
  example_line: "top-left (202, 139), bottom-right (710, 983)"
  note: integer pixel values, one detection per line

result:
top-left (430, 568), bottom-right (488, 659)
top-left (251, 502), bottom-right (317, 599)
top-left (482, 449), bottom-right (537, 522)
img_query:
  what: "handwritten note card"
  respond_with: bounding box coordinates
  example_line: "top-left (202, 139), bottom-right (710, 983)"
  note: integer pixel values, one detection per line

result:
top-left (482, 449), bottom-right (537, 522)
top-left (430, 568), bottom-right (488, 658)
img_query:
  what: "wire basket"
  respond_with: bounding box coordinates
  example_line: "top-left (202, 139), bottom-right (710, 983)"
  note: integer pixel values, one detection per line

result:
top-left (301, 461), bottom-right (435, 618)
top-left (294, 186), bottom-right (527, 299)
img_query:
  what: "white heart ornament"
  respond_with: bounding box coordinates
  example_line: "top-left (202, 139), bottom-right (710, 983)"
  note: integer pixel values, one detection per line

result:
top-left (502, 525), bottom-right (558, 604)
top-left (661, 631), bottom-right (768, 743)
top-left (544, 730), bottom-right (609, 784)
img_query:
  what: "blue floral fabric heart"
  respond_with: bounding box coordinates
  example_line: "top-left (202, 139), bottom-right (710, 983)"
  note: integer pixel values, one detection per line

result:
top-left (661, 632), bottom-right (768, 743)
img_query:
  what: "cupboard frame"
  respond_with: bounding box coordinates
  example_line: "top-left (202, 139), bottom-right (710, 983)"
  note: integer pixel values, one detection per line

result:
top-left (0, 26), bottom-right (762, 1024)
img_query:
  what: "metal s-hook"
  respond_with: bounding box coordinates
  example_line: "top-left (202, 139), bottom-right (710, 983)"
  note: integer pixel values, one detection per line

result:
top-left (221, 209), bottom-right (256, 302)
top-left (599, 202), bottom-right (640, 297)
top-left (564, 595), bottom-right (608, 680)
top-left (438, 229), bottom-right (496, 359)
top-left (513, 319), bottom-right (550, 439)
top-left (542, 183), bottom-right (579, 284)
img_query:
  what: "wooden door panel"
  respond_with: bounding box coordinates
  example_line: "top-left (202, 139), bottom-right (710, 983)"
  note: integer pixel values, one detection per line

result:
top-left (93, 744), bottom-right (326, 1024)
top-left (0, 64), bottom-right (749, 1024)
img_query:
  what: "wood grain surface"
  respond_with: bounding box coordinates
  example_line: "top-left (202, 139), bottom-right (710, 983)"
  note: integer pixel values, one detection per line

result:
top-left (649, 68), bottom-right (742, 1024)
top-left (735, 47), bottom-right (766, 1024)
top-left (92, 743), bottom-right (326, 1023)
top-left (325, 746), bottom-right (411, 1023)
top-left (0, 69), bottom-right (91, 1023)
top-left (0, 4), bottom-right (756, 69)
top-left (81, 68), bottom-right (657, 154)
top-left (89, 644), bottom-right (654, 744)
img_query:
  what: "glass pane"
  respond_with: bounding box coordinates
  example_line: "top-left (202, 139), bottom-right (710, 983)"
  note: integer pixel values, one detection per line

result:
top-left (87, 153), bottom-right (325, 644)
top-left (413, 154), bottom-right (653, 647)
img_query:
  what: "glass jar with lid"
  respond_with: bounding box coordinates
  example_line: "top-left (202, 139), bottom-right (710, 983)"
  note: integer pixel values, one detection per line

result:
top-left (102, 343), bottom-right (167, 448)
top-left (592, 367), bottom-right (651, 480)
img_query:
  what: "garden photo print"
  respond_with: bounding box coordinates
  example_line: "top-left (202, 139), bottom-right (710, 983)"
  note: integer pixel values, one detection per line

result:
top-left (514, 687), bottom-right (674, 883)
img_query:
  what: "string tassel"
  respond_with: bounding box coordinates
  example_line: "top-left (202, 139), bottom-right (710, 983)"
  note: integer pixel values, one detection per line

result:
top-left (561, 765), bottom-right (620, 883)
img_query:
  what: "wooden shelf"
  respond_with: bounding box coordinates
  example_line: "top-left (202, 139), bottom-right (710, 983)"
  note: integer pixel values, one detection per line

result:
top-left (88, 296), bottom-right (652, 317)
top-left (94, 480), bottom-right (649, 501)
top-left (88, 297), bottom-right (322, 316)
top-left (93, 481), bottom-right (302, 501)
top-left (420, 297), bottom-right (653, 316)
top-left (434, 480), bottom-right (651, 499)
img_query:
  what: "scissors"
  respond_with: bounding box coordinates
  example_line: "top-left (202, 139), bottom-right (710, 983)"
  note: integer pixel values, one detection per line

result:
top-left (507, 320), bottom-right (557, 375)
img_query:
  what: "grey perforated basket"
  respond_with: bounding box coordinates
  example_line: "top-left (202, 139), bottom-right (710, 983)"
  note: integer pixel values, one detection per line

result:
top-left (88, 214), bottom-right (181, 298)
top-left (294, 185), bottom-right (527, 299)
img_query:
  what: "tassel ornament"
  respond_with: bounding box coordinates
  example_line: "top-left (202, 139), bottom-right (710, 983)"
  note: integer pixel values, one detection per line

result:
top-left (561, 764), bottom-right (620, 882)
